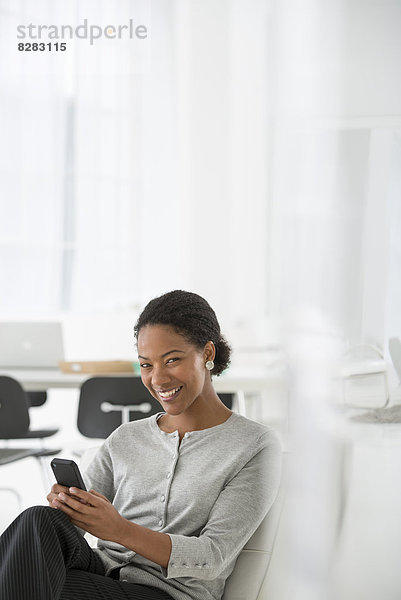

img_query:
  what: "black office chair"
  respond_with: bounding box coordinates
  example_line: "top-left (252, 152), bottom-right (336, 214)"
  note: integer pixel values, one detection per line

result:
top-left (0, 376), bottom-right (60, 442)
top-left (219, 393), bottom-right (234, 410)
top-left (77, 376), bottom-right (236, 439)
top-left (0, 376), bottom-right (62, 507)
top-left (77, 376), bottom-right (162, 439)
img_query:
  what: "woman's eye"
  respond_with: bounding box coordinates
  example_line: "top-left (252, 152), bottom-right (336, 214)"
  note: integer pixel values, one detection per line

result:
top-left (140, 363), bottom-right (151, 369)
top-left (167, 357), bottom-right (179, 364)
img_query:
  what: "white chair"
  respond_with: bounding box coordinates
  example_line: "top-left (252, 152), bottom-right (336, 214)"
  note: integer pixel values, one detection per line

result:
top-left (222, 486), bottom-right (284, 600)
top-left (341, 343), bottom-right (389, 408)
top-left (80, 448), bottom-right (284, 600)
top-left (389, 337), bottom-right (401, 385)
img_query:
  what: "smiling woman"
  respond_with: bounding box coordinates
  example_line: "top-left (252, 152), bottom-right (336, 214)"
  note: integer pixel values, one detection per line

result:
top-left (135, 291), bottom-right (233, 438)
top-left (0, 290), bottom-right (282, 600)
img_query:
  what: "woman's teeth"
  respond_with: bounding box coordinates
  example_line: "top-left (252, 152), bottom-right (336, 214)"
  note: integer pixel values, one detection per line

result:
top-left (158, 386), bottom-right (182, 399)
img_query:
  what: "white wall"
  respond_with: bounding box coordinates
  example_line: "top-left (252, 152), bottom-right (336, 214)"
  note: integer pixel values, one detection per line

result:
top-left (267, 0), bottom-right (401, 350)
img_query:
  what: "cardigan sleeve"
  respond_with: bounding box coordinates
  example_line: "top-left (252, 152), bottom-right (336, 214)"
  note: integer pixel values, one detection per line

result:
top-left (164, 431), bottom-right (282, 580)
top-left (83, 437), bottom-right (115, 502)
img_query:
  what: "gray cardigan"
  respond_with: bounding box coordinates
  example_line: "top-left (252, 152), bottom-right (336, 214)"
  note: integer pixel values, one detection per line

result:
top-left (84, 412), bottom-right (281, 600)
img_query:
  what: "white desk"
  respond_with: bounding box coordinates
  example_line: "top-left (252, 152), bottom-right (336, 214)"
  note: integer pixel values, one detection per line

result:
top-left (0, 367), bottom-right (286, 394)
top-left (1, 369), bottom-right (88, 391)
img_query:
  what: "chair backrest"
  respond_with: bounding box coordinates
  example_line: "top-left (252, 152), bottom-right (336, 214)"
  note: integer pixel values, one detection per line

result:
top-left (222, 486), bottom-right (284, 600)
top-left (218, 393), bottom-right (234, 410)
top-left (0, 376), bottom-right (30, 438)
top-left (77, 376), bottom-right (161, 438)
top-left (27, 391), bottom-right (48, 407)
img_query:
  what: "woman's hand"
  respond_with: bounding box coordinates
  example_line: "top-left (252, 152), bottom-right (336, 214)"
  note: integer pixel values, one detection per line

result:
top-left (47, 483), bottom-right (71, 506)
top-left (49, 486), bottom-right (172, 568)
top-left (50, 487), bottom-right (127, 542)
top-left (47, 483), bottom-right (90, 507)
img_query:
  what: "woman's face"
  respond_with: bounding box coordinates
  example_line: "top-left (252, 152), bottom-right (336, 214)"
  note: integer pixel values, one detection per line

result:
top-left (137, 324), bottom-right (214, 417)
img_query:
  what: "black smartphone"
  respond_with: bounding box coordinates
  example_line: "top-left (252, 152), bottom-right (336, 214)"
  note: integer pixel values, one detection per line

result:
top-left (50, 458), bottom-right (87, 491)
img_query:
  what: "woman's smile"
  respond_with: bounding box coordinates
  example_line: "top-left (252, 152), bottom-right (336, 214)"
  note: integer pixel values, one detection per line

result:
top-left (156, 386), bottom-right (183, 401)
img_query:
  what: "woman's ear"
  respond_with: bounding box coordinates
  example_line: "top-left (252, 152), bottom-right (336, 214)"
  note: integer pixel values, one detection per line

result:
top-left (204, 341), bottom-right (215, 363)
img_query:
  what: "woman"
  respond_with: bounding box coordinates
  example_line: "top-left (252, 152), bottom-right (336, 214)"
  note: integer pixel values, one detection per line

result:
top-left (0, 290), bottom-right (281, 600)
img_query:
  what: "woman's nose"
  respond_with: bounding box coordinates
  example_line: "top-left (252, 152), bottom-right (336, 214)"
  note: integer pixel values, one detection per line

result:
top-left (151, 365), bottom-right (171, 389)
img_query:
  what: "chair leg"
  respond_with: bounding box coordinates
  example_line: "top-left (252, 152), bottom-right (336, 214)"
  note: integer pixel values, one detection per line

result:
top-left (36, 456), bottom-right (53, 494)
top-left (0, 487), bottom-right (23, 511)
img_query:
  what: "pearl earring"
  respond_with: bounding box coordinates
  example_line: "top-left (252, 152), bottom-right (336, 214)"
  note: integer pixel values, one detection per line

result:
top-left (205, 360), bottom-right (214, 371)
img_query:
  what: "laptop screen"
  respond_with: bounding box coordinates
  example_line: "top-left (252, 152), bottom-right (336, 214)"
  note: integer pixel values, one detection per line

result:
top-left (0, 322), bottom-right (64, 369)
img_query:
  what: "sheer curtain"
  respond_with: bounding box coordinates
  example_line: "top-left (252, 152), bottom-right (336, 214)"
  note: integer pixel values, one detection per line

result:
top-left (0, 0), bottom-right (274, 341)
top-left (66, 0), bottom-right (151, 311)
top-left (0, 0), bottom-right (67, 312)
top-left (0, 0), bottom-right (155, 314)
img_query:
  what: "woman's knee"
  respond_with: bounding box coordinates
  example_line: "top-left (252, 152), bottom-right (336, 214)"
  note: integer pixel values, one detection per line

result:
top-left (18, 505), bottom-right (70, 528)
top-left (21, 505), bottom-right (52, 518)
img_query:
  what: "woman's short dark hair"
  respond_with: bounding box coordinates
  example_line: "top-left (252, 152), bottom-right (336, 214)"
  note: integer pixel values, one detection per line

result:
top-left (134, 290), bottom-right (231, 376)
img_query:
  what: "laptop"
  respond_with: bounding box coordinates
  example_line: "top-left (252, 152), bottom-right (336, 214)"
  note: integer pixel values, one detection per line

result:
top-left (0, 322), bottom-right (64, 369)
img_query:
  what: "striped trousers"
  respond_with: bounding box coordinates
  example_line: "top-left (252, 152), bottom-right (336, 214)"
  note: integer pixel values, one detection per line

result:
top-left (0, 506), bottom-right (174, 600)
